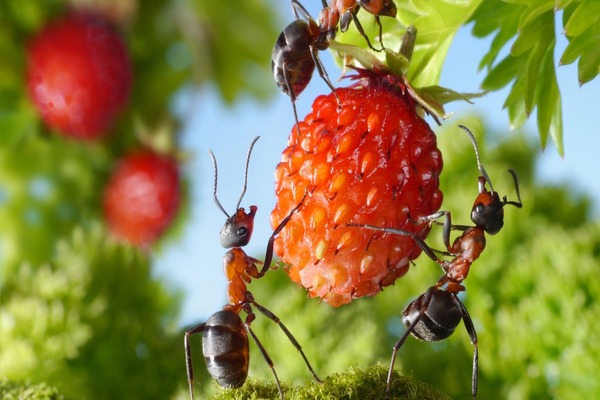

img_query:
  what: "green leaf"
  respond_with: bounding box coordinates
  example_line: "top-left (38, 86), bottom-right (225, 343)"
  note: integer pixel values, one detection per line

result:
top-left (481, 55), bottom-right (521, 91)
top-left (329, 41), bottom-right (388, 72)
top-left (511, 8), bottom-right (553, 56)
top-left (517, 0), bottom-right (554, 29)
top-left (559, 1), bottom-right (600, 85)
top-left (503, 76), bottom-right (529, 130)
top-left (577, 39), bottom-right (600, 85)
top-left (471, 0), bottom-right (566, 152)
top-left (536, 43), bottom-right (563, 154)
top-left (560, 21), bottom-right (600, 85)
top-left (563, 0), bottom-right (600, 37)
top-left (555, 0), bottom-right (578, 10)
top-left (335, 0), bottom-right (482, 87)
top-left (506, 97), bottom-right (528, 131)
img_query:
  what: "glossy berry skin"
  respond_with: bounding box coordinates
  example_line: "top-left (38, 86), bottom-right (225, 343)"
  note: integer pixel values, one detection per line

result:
top-left (103, 150), bottom-right (181, 246)
top-left (26, 13), bottom-right (132, 139)
top-left (271, 70), bottom-right (443, 306)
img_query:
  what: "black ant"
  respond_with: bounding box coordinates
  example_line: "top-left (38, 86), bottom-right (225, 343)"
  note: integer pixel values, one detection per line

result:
top-left (272, 0), bottom-right (338, 137)
top-left (184, 137), bottom-right (320, 399)
top-left (272, 0), bottom-right (397, 137)
top-left (348, 125), bottom-right (522, 399)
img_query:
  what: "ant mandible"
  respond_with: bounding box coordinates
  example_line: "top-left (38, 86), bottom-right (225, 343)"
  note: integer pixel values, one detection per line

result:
top-left (184, 137), bottom-right (321, 399)
top-left (349, 125), bottom-right (522, 399)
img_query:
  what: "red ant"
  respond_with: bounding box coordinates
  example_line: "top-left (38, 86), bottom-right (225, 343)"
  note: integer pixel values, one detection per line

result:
top-left (348, 125), bottom-right (522, 399)
top-left (184, 137), bottom-right (320, 399)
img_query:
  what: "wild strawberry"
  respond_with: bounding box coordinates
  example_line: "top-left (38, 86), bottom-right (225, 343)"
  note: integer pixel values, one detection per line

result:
top-left (26, 12), bottom-right (132, 139)
top-left (103, 150), bottom-right (181, 247)
top-left (271, 69), bottom-right (443, 307)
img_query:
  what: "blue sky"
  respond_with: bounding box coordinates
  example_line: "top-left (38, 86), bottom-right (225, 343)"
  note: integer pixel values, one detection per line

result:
top-left (155, 9), bottom-right (600, 327)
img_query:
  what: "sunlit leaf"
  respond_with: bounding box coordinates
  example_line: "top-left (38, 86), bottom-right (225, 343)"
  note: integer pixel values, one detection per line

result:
top-left (335, 0), bottom-right (482, 87)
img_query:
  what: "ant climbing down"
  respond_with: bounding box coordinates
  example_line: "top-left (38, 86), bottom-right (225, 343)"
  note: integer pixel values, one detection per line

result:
top-left (272, 0), bottom-right (339, 137)
top-left (348, 125), bottom-right (522, 399)
top-left (184, 137), bottom-right (321, 399)
top-left (272, 0), bottom-right (397, 137)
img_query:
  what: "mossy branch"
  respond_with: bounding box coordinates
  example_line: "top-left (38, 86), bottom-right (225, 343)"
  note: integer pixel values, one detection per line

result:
top-left (210, 365), bottom-right (449, 400)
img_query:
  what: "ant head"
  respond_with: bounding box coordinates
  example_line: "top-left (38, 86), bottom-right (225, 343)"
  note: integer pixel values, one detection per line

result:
top-left (459, 125), bottom-right (523, 235)
top-left (209, 136), bottom-right (260, 249)
top-left (219, 206), bottom-right (257, 248)
top-left (470, 181), bottom-right (504, 235)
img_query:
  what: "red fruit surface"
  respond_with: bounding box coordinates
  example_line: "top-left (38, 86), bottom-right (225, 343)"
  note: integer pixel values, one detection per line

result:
top-left (26, 13), bottom-right (132, 139)
top-left (271, 70), bottom-right (443, 307)
top-left (103, 150), bottom-right (181, 246)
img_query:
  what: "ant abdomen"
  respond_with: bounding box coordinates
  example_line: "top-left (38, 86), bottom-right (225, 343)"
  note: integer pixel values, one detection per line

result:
top-left (202, 310), bottom-right (249, 388)
top-left (402, 290), bottom-right (462, 342)
top-left (272, 19), bottom-right (316, 98)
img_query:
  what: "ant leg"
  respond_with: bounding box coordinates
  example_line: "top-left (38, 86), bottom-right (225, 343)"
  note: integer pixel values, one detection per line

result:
top-left (309, 47), bottom-right (340, 106)
top-left (347, 223), bottom-right (448, 266)
top-left (252, 299), bottom-right (323, 383)
top-left (457, 299), bottom-right (479, 398)
top-left (282, 62), bottom-right (302, 138)
top-left (349, 12), bottom-right (382, 52)
top-left (386, 286), bottom-right (436, 399)
top-left (375, 16), bottom-right (386, 50)
top-left (244, 312), bottom-right (285, 399)
top-left (415, 211), bottom-right (453, 251)
top-left (184, 322), bottom-right (207, 400)
top-left (258, 191), bottom-right (308, 278)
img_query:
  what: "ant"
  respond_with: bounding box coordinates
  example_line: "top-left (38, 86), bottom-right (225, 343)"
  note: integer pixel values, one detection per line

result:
top-left (184, 137), bottom-right (321, 399)
top-left (272, 0), bottom-right (338, 137)
top-left (348, 125), bottom-right (522, 399)
top-left (272, 0), bottom-right (397, 137)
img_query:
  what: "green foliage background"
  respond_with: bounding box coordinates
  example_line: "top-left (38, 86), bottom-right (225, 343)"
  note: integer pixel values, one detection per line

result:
top-left (0, 0), bottom-right (598, 399)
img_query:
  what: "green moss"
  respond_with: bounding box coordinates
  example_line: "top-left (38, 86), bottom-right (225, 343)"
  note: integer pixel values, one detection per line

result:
top-left (211, 365), bottom-right (450, 400)
top-left (0, 380), bottom-right (64, 400)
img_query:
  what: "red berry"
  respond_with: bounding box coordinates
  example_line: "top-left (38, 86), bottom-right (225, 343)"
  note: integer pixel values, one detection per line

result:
top-left (26, 13), bottom-right (132, 139)
top-left (271, 69), bottom-right (443, 307)
top-left (103, 150), bottom-right (181, 246)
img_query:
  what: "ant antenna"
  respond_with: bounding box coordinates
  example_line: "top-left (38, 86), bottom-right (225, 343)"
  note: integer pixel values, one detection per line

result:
top-left (208, 148), bottom-right (230, 218)
top-left (236, 136), bottom-right (261, 211)
top-left (458, 125), bottom-right (495, 194)
top-left (503, 169), bottom-right (523, 208)
top-left (208, 136), bottom-right (261, 218)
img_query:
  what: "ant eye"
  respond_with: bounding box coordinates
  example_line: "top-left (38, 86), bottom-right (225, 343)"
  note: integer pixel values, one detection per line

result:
top-left (474, 204), bottom-right (485, 215)
top-left (237, 226), bottom-right (248, 237)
